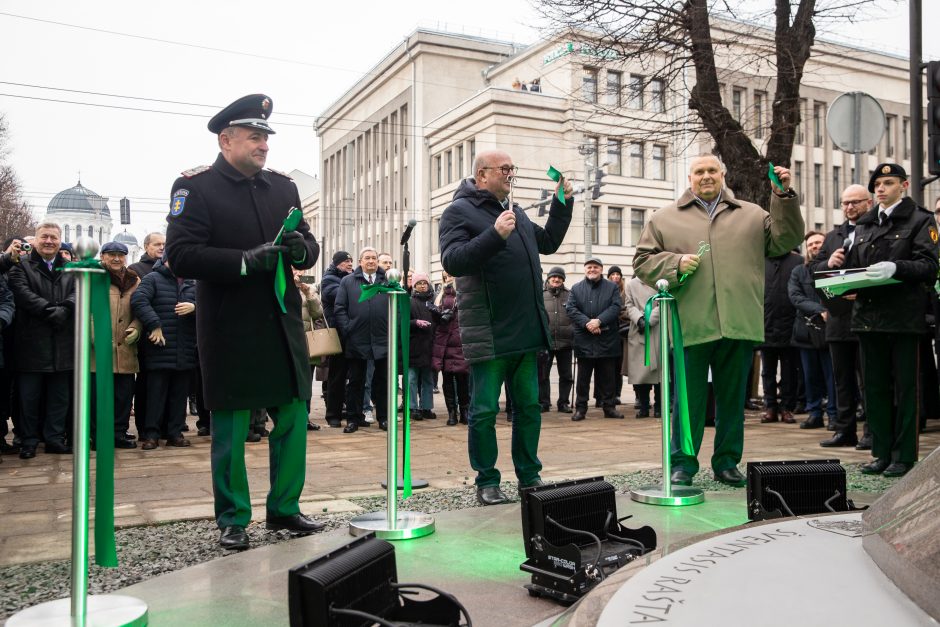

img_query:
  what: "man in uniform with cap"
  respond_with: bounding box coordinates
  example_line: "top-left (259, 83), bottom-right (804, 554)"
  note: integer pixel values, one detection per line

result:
top-left (166, 94), bottom-right (323, 549)
top-left (824, 163), bottom-right (938, 477)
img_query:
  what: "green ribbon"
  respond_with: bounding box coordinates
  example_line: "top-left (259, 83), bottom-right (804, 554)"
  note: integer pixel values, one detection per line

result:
top-left (358, 280), bottom-right (414, 499)
top-left (64, 260), bottom-right (118, 568)
top-left (546, 165), bottom-right (565, 204)
top-left (643, 286), bottom-right (694, 458)
top-left (273, 208), bottom-right (304, 314)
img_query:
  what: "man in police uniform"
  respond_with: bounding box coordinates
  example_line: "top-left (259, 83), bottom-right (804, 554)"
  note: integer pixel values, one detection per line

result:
top-left (166, 94), bottom-right (323, 549)
top-left (827, 163), bottom-right (938, 477)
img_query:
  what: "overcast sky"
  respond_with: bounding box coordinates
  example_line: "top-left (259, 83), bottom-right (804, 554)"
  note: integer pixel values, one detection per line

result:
top-left (1, 0), bottom-right (936, 242)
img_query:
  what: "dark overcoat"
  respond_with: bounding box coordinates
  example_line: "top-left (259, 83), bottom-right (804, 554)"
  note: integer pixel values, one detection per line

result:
top-left (0, 276), bottom-right (14, 368)
top-left (334, 266), bottom-right (388, 360)
top-left (439, 178), bottom-right (572, 362)
top-left (130, 260), bottom-right (198, 371)
top-left (812, 223), bottom-right (858, 342)
top-left (320, 263), bottom-right (349, 327)
top-left (431, 284), bottom-right (469, 374)
top-left (543, 283), bottom-right (573, 351)
top-left (409, 289), bottom-right (435, 369)
top-left (844, 198), bottom-right (939, 334)
top-left (761, 252), bottom-right (802, 347)
top-left (566, 277), bottom-right (623, 359)
top-left (165, 153), bottom-right (319, 410)
top-left (7, 250), bottom-right (75, 372)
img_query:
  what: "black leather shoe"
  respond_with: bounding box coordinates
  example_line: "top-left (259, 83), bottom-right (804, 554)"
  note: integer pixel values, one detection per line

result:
top-left (197, 427), bottom-right (210, 436)
top-left (636, 409), bottom-right (650, 418)
top-left (45, 441), bottom-right (72, 454)
top-left (307, 421), bottom-right (320, 431)
top-left (343, 423), bottom-right (359, 434)
top-left (518, 479), bottom-right (545, 497)
top-left (571, 410), bottom-right (586, 422)
top-left (820, 431), bottom-right (858, 448)
top-left (245, 431), bottom-right (261, 443)
top-left (714, 468), bottom-right (747, 487)
top-left (19, 445), bottom-right (37, 460)
top-left (114, 438), bottom-right (137, 449)
top-left (0, 438), bottom-right (19, 453)
top-left (883, 462), bottom-right (912, 477)
top-left (476, 485), bottom-right (509, 506)
top-left (603, 407), bottom-right (624, 419)
top-left (266, 513), bottom-right (326, 534)
top-left (670, 469), bottom-right (692, 486)
top-left (855, 434), bottom-right (872, 450)
top-left (557, 402), bottom-right (572, 414)
top-left (379, 421), bottom-right (388, 431)
top-left (800, 416), bottom-right (825, 429)
top-left (219, 526), bottom-right (248, 550)
top-left (327, 420), bottom-right (342, 428)
top-left (539, 403), bottom-right (551, 412)
top-left (861, 458), bottom-right (890, 475)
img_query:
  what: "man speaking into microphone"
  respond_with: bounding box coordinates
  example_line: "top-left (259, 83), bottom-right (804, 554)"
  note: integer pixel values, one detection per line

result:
top-left (439, 150), bottom-right (573, 505)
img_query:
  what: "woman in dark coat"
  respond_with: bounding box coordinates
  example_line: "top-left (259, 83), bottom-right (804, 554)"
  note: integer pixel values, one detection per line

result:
top-left (130, 257), bottom-right (197, 449)
top-left (431, 272), bottom-right (470, 425)
top-left (408, 272), bottom-right (436, 420)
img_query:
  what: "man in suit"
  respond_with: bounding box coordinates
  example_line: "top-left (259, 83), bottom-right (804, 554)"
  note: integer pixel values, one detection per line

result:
top-left (166, 94), bottom-right (323, 550)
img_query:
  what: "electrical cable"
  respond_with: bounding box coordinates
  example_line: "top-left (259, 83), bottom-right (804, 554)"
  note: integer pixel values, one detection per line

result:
top-left (545, 515), bottom-right (605, 581)
top-left (393, 582), bottom-right (473, 627)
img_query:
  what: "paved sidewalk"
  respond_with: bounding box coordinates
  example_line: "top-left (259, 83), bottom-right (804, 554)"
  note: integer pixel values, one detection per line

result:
top-left (1, 394), bottom-right (937, 566)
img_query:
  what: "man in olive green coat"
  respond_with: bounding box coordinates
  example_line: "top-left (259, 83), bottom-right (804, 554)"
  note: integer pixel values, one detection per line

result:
top-left (633, 155), bottom-right (803, 486)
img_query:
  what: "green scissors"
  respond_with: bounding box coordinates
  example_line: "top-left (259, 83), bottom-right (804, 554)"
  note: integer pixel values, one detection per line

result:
top-left (679, 241), bottom-right (711, 283)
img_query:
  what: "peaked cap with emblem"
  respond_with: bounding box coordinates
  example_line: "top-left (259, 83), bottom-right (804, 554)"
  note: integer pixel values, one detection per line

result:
top-left (208, 94), bottom-right (276, 134)
top-left (867, 162), bottom-right (906, 193)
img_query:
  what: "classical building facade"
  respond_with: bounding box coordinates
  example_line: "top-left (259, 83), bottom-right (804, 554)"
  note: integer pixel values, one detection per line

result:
top-left (42, 180), bottom-right (114, 247)
top-left (312, 25), bottom-right (937, 284)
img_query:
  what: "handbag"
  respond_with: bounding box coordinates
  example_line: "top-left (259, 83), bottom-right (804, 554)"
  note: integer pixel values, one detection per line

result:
top-left (306, 315), bottom-right (342, 359)
top-left (805, 314), bottom-right (827, 350)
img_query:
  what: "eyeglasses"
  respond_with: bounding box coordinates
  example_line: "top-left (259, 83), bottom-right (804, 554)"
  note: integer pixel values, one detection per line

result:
top-left (840, 199), bottom-right (868, 207)
top-left (482, 165), bottom-right (518, 176)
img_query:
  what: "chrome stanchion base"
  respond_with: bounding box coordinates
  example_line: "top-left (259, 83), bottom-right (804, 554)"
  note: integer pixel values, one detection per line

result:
top-left (348, 511), bottom-right (435, 540)
top-left (380, 477), bottom-right (429, 490)
top-left (7, 594), bottom-right (148, 627)
top-left (630, 485), bottom-right (705, 506)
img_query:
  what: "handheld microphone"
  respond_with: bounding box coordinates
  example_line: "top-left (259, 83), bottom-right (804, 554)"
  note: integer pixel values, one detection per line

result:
top-left (842, 237), bottom-right (852, 252)
top-left (400, 219), bottom-right (417, 245)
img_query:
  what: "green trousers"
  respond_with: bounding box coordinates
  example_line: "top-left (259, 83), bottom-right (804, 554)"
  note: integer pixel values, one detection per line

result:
top-left (211, 399), bottom-right (308, 528)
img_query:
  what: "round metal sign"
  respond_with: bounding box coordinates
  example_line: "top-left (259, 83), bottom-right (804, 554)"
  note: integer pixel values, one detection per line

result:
top-left (826, 91), bottom-right (886, 153)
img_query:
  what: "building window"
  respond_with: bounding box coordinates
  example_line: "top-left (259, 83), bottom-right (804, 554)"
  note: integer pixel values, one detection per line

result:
top-left (583, 67), bottom-right (598, 103)
top-left (651, 144), bottom-right (666, 180)
top-left (87, 225), bottom-right (94, 238)
top-left (469, 139), bottom-right (476, 166)
top-left (628, 74), bottom-right (644, 109)
top-left (794, 162), bottom-right (803, 198)
top-left (754, 91), bottom-right (765, 138)
top-left (903, 117), bottom-right (911, 160)
top-left (649, 79), bottom-right (664, 113)
top-left (732, 88), bottom-right (743, 122)
top-left (629, 141), bottom-right (644, 178)
top-left (590, 205), bottom-right (599, 245)
top-left (447, 150), bottom-right (453, 184)
top-left (607, 139), bottom-right (622, 175)
top-left (833, 166), bottom-right (841, 208)
top-left (435, 155), bottom-right (442, 188)
top-left (813, 102), bottom-right (824, 147)
top-left (606, 70), bottom-right (621, 107)
top-left (457, 145), bottom-right (464, 179)
top-left (814, 163), bottom-right (823, 207)
top-left (64, 225), bottom-right (70, 242)
top-left (585, 135), bottom-right (600, 170)
top-left (886, 115), bottom-right (896, 158)
top-left (630, 209), bottom-right (646, 245)
top-left (98, 227), bottom-right (103, 243)
top-left (608, 207), bottom-right (623, 246)
top-left (795, 99), bottom-right (806, 145)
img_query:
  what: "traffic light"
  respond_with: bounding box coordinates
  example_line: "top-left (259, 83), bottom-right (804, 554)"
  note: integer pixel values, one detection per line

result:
top-left (928, 61), bottom-right (940, 176)
top-left (119, 197), bottom-right (131, 225)
top-left (537, 188), bottom-right (551, 216)
top-left (591, 169), bottom-right (607, 200)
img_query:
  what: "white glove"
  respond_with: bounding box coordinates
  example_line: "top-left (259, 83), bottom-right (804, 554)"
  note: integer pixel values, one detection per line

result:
top-left (865, 261), bottom-right (896, 280)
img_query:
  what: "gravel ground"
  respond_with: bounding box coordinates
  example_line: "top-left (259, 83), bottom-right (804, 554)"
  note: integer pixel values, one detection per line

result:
top-left (0, 464), bottom-right (897, 620)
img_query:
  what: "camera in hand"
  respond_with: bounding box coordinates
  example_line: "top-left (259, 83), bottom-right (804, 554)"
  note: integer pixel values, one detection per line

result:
top-left (21, 242), bottom-right (32, 253)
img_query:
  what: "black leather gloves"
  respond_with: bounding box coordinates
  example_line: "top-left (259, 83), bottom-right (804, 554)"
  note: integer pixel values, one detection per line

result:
top-left (242, 243), bottom-right (287, 274)
top-left (281, 231), bottom-right (307, 263)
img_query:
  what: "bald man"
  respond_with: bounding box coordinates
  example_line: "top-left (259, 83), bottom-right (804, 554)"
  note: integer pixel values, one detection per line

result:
top-left (634, 154), bottom-right (803, 487)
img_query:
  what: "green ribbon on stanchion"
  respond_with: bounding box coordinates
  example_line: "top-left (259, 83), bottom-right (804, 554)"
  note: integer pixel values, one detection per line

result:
top-left (643, 287), bottom-right (694, 458)
top-left (64, 259), bottom-right (118, 568)
top-left (273, 208), bottom-right (304, 314)
top-left (358, 279), bottom-right (414, 499)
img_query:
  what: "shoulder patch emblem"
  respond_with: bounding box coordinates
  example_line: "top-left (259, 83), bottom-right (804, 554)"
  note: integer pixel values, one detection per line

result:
top-left (930, 226), bottom-right (938, 244)
top-left (170, 193), bottom-right (187, 217)
top-left (181, 165), bottom-right (211, 178)
top-left (267, 168), bottom-right (292, 180)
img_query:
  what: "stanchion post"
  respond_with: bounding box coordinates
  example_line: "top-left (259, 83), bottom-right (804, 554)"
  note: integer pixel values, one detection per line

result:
top-left (8, 237), bottom-right (148, 627)
top-left (630, 279), bottom-right (704, 507)
top-left (348, 268), bottom-right (435, 540)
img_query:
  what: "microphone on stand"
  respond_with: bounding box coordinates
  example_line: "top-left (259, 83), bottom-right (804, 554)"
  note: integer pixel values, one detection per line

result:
top-left (400, 219), bottom-right (417, 246)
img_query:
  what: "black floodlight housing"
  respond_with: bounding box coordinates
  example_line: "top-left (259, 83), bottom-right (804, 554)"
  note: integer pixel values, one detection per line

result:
top-left (746, 459), bottom-right (851, 521)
